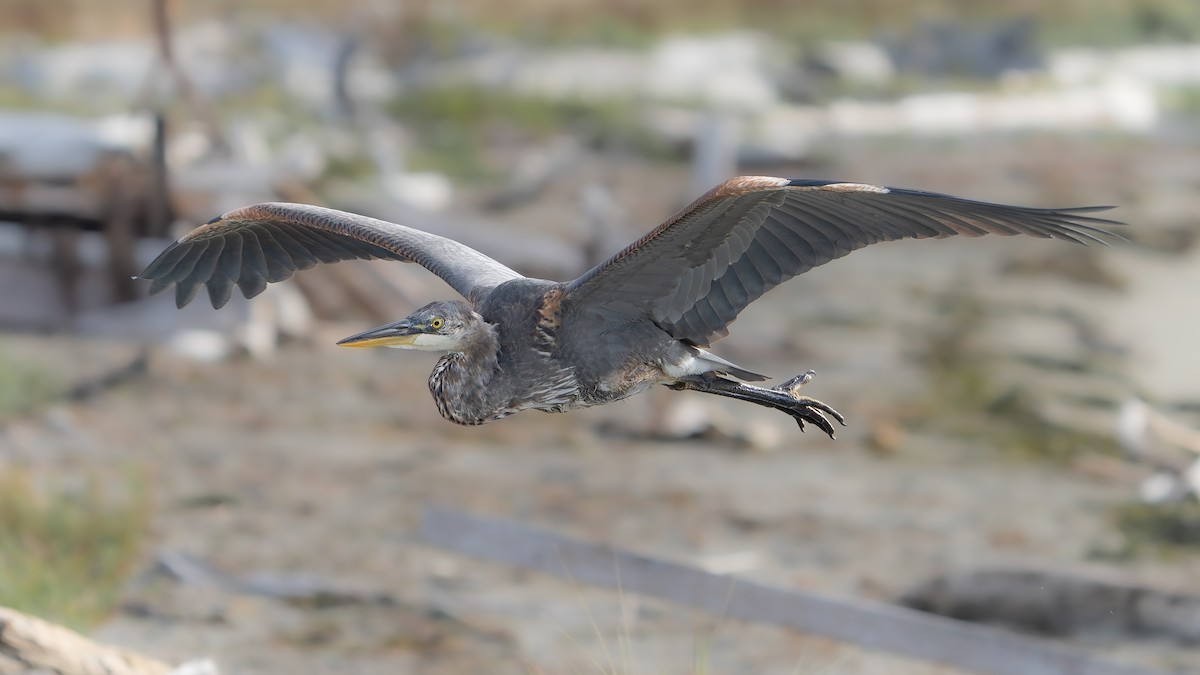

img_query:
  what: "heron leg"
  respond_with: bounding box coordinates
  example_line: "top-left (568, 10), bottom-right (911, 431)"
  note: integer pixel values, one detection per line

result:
top-left (668, 371), bottom-right (845, 439)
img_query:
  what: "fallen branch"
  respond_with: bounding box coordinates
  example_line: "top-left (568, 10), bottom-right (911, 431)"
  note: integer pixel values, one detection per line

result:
top-left (1118, 398), bottom-right (1200, 464)
top-left (66, 349), bottom-right (149, 402)
top-left (154, 551), bottom-right (394, 606)
top-left (1117, 398), bottom-right (1200, 502)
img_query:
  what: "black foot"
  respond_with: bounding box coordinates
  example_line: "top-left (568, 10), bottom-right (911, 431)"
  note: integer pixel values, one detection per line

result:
top-left (671, 370), bottom-right (846, 439)
top-left (768, 370), bottom-right (845, 438)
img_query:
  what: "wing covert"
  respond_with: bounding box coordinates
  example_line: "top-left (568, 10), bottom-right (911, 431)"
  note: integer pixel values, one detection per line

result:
top-left (565, 177), bottom-right (1120, 345)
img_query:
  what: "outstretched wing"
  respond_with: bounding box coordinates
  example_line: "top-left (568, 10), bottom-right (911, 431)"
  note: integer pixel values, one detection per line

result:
top-left (138, 202), bottom-right (524, 308)
top-left (565, 176), bottom-right (1121, 345)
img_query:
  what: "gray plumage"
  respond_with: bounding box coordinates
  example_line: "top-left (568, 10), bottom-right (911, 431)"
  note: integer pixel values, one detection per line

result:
top-left (138, 176), bottom-right (1121, 436)
top-left (144, 202), bottom-right (521, 309)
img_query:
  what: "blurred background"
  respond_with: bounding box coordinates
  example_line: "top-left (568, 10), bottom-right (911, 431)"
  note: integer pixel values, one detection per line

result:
top-left (1, 0), bottom-right (1199, 673)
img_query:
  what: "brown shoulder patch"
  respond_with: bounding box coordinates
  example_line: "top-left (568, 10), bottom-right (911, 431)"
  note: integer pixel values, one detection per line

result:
top-left (532, 286), bottom-right (567, 356)
top-left (537, 287), bottom-right (566, 330)
top-left (705, 175), bottom-right (791, 201)
top-left (181, 204), bottom-right (276, 242)
top-left (631, 176), bottom-right (790, 254)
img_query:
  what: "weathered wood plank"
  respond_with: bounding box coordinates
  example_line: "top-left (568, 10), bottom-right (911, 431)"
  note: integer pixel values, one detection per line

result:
top-left (421, 506), bottom-right (1185, 675)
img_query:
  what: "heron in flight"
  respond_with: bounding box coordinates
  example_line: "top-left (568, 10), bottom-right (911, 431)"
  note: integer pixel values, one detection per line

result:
top-left (139, 177), bottom-right (1118, 437)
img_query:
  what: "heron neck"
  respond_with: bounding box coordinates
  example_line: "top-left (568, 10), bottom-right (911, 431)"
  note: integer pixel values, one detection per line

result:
top-left (428, 320), bottom-right (502, 425)
top-left (457, 320), bottom-right (501, 375)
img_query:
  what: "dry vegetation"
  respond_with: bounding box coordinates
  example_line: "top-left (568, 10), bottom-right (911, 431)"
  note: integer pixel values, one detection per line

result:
top-left (1, 140), bottom-right (1198, 669)
top-left (1, 0), bottom-right (1199, 671)
top-left (0, 348), bottom-right (56, 419)
top-left (3, 0), bottom-right (1200, 46)
top-left (0, 468), bottom-right (149, 630)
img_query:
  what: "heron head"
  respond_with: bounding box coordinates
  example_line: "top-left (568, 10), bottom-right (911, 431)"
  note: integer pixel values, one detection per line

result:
top-left (336, 300), bottom-right (480, 352)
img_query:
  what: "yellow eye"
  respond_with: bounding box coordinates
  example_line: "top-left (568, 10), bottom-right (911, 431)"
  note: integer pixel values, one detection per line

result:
top-left (429, 317), bottom-right (444, 330)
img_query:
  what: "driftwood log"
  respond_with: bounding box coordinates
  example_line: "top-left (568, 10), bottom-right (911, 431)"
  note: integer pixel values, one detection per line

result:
top-left (0, 606), bottom-right (217, 675)
top-left (900, 568), bottom-right (1200, 644)
top-left (0, 606), bottom-right (170, 675)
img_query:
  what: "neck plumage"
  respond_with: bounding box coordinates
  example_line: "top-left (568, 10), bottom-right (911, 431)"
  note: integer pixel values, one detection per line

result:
top-left (427, 320), bottom-right (503, 425)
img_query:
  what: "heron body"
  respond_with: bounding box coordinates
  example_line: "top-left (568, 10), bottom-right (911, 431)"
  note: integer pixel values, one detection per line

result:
top-left (366, 281), bottom-right (754, 425)
top-left (139, 176), bottom-right (1120, 437)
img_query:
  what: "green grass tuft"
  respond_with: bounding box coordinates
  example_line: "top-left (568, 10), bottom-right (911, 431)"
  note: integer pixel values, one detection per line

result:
top-left (0, 469), bottom-right (150, 629)
top-left (386, 84), bottom-right (675, 181)
top-left (0, 347), bottom-right (58, 419)
top-left (1112, 500), bottom-right (1200, 556)
top-left (909, 288), bottom-right (1119, 463)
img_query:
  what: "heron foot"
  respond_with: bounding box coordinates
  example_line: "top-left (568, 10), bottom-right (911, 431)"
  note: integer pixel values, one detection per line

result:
top-left (773, 369), bottom-right (815, 397)
top-left (670, 371), bottom-right (846, 439)
top-left (770, 370), bottom-right (845, 437)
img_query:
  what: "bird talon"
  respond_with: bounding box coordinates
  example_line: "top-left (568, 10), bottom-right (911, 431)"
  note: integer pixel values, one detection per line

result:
top-left (797, 396), bottom-right (846, 425)
top-left (784, 394), bottom-right (846, 439)
top-left (759, 371), bottom-right (845, 438)
top-left (793, 408), bottom-right (832, 438)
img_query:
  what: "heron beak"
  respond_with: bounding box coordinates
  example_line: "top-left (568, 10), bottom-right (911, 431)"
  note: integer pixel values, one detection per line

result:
top-left (336, 321), bottom-right (421, 348)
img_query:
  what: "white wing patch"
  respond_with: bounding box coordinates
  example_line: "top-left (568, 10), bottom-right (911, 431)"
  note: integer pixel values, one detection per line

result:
top-left (815, 182), bottom-right (891, 193)
top-left (663, 348), bottom-right (754, 379)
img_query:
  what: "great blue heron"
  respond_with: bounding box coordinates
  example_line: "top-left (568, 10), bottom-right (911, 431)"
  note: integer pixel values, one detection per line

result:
top-left (139, 176), bottom-right (1119, 437)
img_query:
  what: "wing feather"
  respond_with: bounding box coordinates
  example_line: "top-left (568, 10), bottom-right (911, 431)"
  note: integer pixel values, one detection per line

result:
top-left (161, 239), bottom-right (209, 303)
top-left (139, 202), bottom-right (524, 309)
top-left (234, 229), bottom-right (270, 299)
top-left (251, 225), bottom-right (296, 282)
top-left (206, 231), bottom-right (243, 309)
top-left (280, 220), bottom-right (359, 262)
top-left (753, 228), bottom-right (798, 281)
top-left (176, 239), bottom-right (222, 308)
top-left (262, 225), bottom-right (318, 271)
top-left (565, 177), bottom-right (1121, 345)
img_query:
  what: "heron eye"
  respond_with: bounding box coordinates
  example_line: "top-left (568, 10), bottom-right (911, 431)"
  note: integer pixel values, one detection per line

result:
top-left (429, 317), bottom-right (444, 330)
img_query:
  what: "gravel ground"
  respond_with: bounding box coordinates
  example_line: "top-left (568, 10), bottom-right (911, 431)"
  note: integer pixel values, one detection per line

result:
top-left (3, 136), bottom-right (1199, 674)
